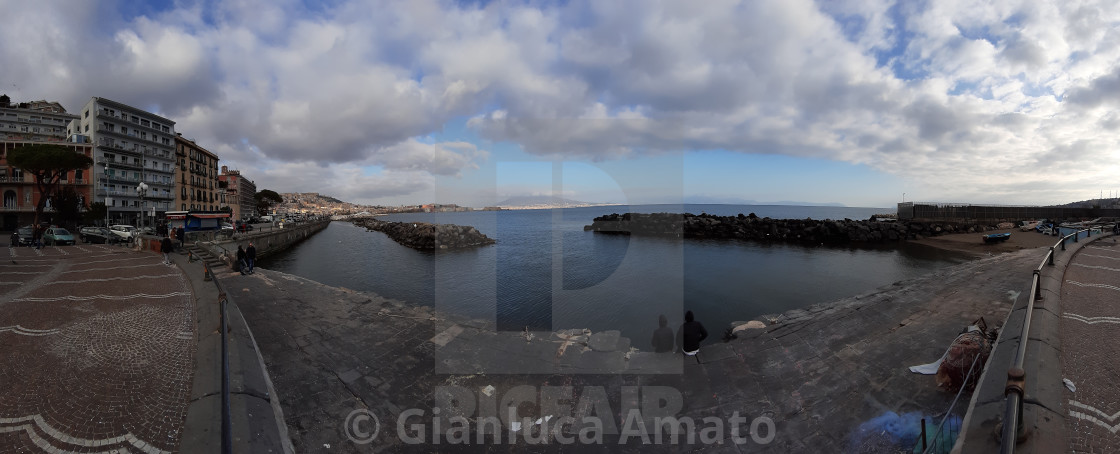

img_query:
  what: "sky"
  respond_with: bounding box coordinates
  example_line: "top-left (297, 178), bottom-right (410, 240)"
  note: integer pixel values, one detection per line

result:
top-left (2, 0), bottom-right (1119, 208)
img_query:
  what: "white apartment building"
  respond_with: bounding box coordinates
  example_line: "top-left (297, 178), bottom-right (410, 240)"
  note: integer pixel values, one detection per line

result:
top-left (70, 97), bottom-right (176, 226)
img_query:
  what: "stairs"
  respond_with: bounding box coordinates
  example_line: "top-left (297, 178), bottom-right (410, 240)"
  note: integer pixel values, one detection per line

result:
top-left (185, 243), bottom-right (227, 271)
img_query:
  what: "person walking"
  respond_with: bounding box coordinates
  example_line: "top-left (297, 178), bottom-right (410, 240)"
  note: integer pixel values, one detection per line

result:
top-left (236, 245), bottom-right (248, 275)
top-left (651, 314), bottom-right (675, 353)
top-left (175, 226), bottom-right (185, 251)
top-left (32, 225), bottom-right (43, 249)
top-left (245, 242), bottom-right (256, 274)
top-left (676, 310), bottom-right (708, 357)
top-left (160, 235), bottom-right (174, 265)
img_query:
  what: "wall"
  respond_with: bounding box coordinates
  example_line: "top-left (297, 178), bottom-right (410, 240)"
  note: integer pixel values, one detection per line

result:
top-left (141, 220), bottom-right (329, 265)
top-left (898, 202), bottom-right (1120, 222)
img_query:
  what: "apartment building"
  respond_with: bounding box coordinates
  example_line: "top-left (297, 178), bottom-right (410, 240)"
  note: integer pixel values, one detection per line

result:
top-left (174, 134), bottom-right (220, 211)
top-left (0, 95), bottom-right (78, 143)
top-left (72, 97), bottom-right (176, 226)
top-left (0, 140), bottom-right (94, 230)
top-left (0, 96), bottom-right (93, 230)
top-left (218, 166), bottom-right (257, 221)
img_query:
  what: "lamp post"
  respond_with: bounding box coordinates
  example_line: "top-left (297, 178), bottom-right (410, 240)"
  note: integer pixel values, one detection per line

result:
top-left (136, 182), bottom-right (149, 233)
top-left (104, 163), bottom-right (111, 229)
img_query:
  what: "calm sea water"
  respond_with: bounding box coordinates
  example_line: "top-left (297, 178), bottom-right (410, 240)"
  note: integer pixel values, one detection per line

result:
top-left (259, 205), bottom-right (971, 346)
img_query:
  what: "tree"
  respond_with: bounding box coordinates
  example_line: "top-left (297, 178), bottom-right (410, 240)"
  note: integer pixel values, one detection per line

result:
top-left (84, 202), bottom-right (108, 226)
top-left (7, 144), bottom-right (93, 227)
top-left (51, 187), bottom-right (85, 228)
top-left (255, 189), bottom-right (283, 216)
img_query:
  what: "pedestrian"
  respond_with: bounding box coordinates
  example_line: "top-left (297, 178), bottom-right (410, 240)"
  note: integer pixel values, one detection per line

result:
top-left (676, 310), bottom-right (708, 357)
top-left (32, 225), bottom-right (43, 249)
top-left (236, 245), bottom-right (247, 275)
top-left (175, 227), bottom-right (185, 251)
top-left (245, 242), bottom-right (256, 274)
top-left (651, 314), bottom-right (675, 353)
top-left (160, 235), bottom-right (173, 265)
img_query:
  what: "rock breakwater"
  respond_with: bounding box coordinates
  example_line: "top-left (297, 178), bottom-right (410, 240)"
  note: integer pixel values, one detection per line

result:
top-left (584, 212), bottom-right (1002, 244)
top-left (350, 217), bottom-right (495, 249)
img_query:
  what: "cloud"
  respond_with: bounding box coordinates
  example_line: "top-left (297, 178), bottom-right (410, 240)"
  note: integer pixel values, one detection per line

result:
top-left (3, 0), bottom-right (1120, 206)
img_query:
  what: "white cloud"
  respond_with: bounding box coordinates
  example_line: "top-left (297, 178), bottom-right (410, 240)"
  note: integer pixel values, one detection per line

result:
top-left (2, 0), bottom-right (1120, 205)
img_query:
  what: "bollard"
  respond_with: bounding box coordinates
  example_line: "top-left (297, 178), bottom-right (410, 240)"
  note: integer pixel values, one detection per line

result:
top-left (1061, 237), bottom-right (1066, 251)
top-left (1048, 247), bottom-right (1055, 266)
top-left (204, 265), bottom-right (212, 281)
top-left (1034, 270), bottom-right (1043, 299)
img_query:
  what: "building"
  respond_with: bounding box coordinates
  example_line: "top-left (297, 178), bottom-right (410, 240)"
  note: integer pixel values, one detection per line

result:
top-left (0, 95), bottom-right (78, 143)
top-left (0, 140), bottom-right (94, 230)
top-left (71, 97), bottom-right (177, 227)
top-left (218, 166), bottom-right (256, 221)
top-left (174, 134), bottom-right (220, 211)
top-left (0, 96), bottom-right (94, 230)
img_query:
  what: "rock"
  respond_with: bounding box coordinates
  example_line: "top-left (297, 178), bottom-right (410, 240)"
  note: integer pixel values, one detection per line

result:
top-left (588, 330), bottom-right (622, 352)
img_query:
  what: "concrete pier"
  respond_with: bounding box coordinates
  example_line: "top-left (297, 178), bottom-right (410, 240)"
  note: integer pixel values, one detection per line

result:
top-left (225, 246), bottom-right (1046, 452)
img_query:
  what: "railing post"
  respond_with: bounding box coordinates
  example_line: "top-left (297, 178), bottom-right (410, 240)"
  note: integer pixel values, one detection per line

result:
top-left (1034, 270), bottom-right (1042, 299)
top-left (1061, 237), bottom-right (1066, 251)
top-left (1048, 247), bottom-right (1055, 266)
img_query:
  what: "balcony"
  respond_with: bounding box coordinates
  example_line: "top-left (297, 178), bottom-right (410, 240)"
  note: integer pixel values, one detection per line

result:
top-left (0, 204), bottom-right (33, 212)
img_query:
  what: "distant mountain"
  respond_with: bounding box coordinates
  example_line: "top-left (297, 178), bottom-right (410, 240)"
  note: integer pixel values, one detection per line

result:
top-left (497, 195), bottom-right (605, 208)
top-left (682, 195), bottom-right (845, 207)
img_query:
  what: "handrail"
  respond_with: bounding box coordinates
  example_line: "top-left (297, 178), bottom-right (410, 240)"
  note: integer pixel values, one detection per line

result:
top-left (209, 262), bottom-right (234, 454)
top-left (1000, 223), bottom-right (1116, 453)
top-left (921, 350), bottom-right (984, 454)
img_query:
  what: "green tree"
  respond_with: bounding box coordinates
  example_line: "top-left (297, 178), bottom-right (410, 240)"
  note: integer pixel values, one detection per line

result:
top-left (7, 144), bottom-right (94, 227)
top-left (50, 187), bottom-right (86, 228)
top-left (84, 202), bottom-right (108, 226)
top-left (254, 189), bottom-right (283, 216)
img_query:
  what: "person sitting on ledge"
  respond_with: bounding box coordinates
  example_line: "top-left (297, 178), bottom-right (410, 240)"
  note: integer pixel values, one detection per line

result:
top-left (651, 314), bottom-right (675, 353)
top-left (677, 310), bottom-right (708, 356)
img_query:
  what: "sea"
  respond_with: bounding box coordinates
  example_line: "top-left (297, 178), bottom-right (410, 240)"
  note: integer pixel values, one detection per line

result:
top-left (258, 205), bottom-right (973, 346)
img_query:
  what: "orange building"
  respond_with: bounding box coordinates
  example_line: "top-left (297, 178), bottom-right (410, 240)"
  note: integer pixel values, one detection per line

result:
top-left (0, 140), bottom-right (95, 231)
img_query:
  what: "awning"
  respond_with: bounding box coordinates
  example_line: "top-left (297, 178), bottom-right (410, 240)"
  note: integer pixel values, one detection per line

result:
top-left (192, 213), bottom-right (231, 219)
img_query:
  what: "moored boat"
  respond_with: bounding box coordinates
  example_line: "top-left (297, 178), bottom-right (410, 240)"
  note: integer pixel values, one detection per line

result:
top-left (982, 232), bottom-right (1011, 243)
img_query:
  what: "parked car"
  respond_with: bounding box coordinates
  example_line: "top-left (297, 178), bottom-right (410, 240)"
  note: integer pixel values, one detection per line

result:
top-left (220, 222), bottom-right (235, 230)
top-left (79, 226), bottom-right (114, 244)
top-left (16, 226), bottom-right (34, 246)
top-left (44, 227), bottom-right (76, 245)
top-left (235, 221), bottom-right (254, 232)
top-left (109, 225), bottom-right (138, 241)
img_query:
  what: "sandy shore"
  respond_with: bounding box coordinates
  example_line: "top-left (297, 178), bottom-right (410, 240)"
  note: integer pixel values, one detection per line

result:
top-left (911, 228), bottom-right (1062, 257)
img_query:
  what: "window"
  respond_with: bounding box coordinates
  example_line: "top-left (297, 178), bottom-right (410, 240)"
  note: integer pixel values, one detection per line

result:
top-left (131, 115), bottom-right (139, 123)
top-left (84, 110), bottom-right (88, 118)
top-left (121, 127), bottom-right (127, 135)
top-left (141, 119), bottom-right (150, 127)
top-left (75, 169), bottom-right (83, 180)
top-left (84, 124), bottom-right (89, 132)
top-left (162, 126), bottom-right (169, 133)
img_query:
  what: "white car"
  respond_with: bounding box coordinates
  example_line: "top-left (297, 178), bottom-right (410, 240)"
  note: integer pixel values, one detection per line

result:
top-left (109, 225), bottom-right (138, 240)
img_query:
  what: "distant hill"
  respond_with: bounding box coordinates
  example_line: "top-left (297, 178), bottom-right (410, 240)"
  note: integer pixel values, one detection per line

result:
top-left (683, 195), bottom-right (845, 206)
top-left (497, 195), bottom-right (604, 208)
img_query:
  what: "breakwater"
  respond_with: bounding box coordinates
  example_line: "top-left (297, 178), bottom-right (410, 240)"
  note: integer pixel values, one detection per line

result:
top-left (350, 217), bottom-right (495, 249)
top-left (584, 212), bottom-right (1004, 244)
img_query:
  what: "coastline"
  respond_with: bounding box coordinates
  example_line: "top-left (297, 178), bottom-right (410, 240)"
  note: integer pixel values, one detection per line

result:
top-left (232, 245), bottom-right (1044, 451)
top-left (910, 229), bottom-right (1059, 258)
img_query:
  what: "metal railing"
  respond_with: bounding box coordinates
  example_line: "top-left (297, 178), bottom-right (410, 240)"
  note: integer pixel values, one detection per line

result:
top-left (999, 223), bottom-right (1116, 453)
top-left (208, 267), bottom-right (234, 454)
top-left (918, 351), bottom-right (984, 453)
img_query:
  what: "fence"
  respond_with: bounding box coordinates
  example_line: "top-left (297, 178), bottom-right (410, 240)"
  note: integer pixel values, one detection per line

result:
top-left (898, 202), bottom-right (1120, 222)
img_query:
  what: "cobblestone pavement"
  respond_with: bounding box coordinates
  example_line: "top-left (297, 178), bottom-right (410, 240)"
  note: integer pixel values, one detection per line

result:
top-left (228, 248), bottom-right (1042, 453)
top-left (1061, 238), bottom-right (1120, 453)
top-left (0, 244), bottom-right (196, 453)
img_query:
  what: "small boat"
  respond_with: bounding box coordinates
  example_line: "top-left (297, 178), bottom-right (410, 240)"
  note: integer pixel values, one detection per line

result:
top-left (982, 232), bottom-right (1011, 243)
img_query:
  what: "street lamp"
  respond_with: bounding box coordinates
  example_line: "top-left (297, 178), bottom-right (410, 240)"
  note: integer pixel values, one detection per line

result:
top-left (136, 181), bottom-right (149, 233)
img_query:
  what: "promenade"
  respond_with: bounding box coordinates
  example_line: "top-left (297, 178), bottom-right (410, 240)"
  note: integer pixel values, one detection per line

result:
top-left (1060, 236), bottom-right (1120, 452)
top-left (226, 246), bottom-right (1044, 452)
top-left (0, 244), bottom-right (195, 453)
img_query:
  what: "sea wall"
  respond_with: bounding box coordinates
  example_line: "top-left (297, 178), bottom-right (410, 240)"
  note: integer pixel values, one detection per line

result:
top-left (584, 212), bottom-right (1005, 244)
top-left (349, 217), bottom-right (495, 249)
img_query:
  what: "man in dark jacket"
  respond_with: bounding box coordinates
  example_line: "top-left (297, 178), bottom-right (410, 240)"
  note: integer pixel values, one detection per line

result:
top-left (236, 245), bottom-right (247, 275)
top-left (160, 235), bottom-right (174, 265)
top-left (245, 242), bottom-right (256, 274)
top-left (677, 310), bottom-right (708, 356)
top-left (651, 314), bottom-right (675, 353)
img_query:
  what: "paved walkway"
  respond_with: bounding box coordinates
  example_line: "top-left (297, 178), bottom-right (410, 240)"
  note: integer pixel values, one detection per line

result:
top-left (1060, 237), bottom-right (1120, 453)
top-left (227, 248), bottom-right (1043, 452)
top-left (0, 244), bottom-right (196, 453)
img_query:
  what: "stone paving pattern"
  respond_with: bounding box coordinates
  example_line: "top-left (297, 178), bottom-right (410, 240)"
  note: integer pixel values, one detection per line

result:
top-left (228, 248), bottom-right (1044, 453)
top-left (1060, 237), bottom-right (1120, 453)
top-left (0, 244), bottom-right (195, 453)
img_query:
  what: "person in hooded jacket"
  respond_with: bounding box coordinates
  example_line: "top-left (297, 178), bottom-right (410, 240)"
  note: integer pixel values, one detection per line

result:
top-left (651, 314), bottom-right (675, 353)
top-left (676, 310), bottom-right (708, 356)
